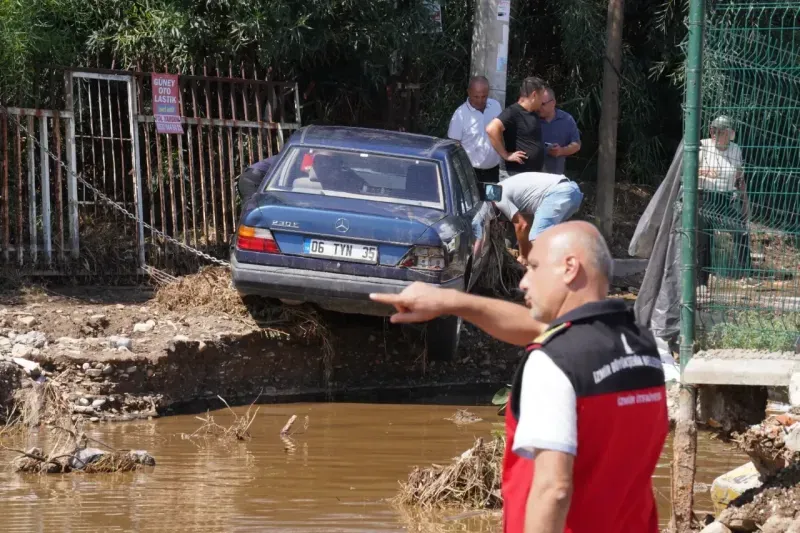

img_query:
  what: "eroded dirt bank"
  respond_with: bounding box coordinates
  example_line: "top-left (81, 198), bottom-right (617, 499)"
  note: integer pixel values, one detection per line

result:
top-left (0, 276), bottom-right (522, 424)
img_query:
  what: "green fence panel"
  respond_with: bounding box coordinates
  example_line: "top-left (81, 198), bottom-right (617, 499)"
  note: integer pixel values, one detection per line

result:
top-left (697, 1), bottom-right (800, 352)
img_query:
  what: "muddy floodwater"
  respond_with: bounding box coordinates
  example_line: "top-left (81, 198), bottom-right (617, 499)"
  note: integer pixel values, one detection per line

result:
top-left (0, 403), bottom-right (748, 532)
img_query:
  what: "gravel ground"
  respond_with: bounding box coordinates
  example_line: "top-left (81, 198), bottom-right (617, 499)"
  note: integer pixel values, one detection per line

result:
top-left (694, 349), bottom-right (799, 361)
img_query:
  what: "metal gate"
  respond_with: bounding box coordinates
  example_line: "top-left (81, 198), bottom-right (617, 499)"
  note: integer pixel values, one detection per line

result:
top-left (68, 71), bottom-right (146, 266)
top-left (0, 65), bottom-right (301, 274)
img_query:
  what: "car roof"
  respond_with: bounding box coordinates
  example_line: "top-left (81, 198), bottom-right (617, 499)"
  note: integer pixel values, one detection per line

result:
top-left (289, 125), bottom-right (456, 159)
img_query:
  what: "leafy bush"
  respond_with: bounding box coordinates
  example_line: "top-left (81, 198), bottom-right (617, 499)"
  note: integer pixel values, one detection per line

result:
top-left (699, 311), bottom-right (800, 352)
top-left (0, 0), bottom-right (689, 184)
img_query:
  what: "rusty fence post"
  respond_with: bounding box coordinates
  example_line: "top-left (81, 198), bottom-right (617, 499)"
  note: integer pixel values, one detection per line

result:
top-left (64, 71), bottom-right (80, 259)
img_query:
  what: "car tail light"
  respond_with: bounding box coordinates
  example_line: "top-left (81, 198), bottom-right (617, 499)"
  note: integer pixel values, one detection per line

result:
top-left (236, 225), bottom-right (280, 253)
top-left (399, 246), bottom-right (445, 270)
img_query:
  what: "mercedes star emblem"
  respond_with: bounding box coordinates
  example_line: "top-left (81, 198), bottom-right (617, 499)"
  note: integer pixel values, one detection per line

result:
top-left (335, 218), bottom-right (350, 233)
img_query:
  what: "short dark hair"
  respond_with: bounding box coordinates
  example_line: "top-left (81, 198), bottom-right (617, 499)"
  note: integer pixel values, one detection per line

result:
top-left (519, 76), bottom-right (546, 98)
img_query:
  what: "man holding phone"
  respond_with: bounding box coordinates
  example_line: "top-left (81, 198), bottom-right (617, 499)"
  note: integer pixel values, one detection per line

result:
top-left (539, 87), bottom-right (581, 175)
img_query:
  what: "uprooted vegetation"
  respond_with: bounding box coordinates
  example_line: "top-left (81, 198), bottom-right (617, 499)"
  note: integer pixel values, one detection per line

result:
top-left (394, 437), bottom-right (503, 510)
top-left (476, 224), bottom-right (525, 300)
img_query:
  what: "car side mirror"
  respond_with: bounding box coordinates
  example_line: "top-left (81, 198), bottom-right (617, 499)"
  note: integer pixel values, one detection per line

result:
top-left (480, 182), bottom-right (502, 202)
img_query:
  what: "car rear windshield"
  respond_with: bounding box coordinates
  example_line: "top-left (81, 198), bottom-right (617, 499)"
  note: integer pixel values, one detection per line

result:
top-left (266, 147), bottom-right (444, 209)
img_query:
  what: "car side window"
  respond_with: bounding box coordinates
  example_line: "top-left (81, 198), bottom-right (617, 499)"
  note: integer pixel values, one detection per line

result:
top-left (455, 149), bottom-right (482, 205)
top-left (448, 159), bottom-right (467, 214)
top-left (450, 152), bottom-right (474, 212)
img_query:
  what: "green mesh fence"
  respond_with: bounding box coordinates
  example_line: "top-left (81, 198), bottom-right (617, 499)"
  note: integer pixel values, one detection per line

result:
top-left (696, 1), bottom-right (800, 352)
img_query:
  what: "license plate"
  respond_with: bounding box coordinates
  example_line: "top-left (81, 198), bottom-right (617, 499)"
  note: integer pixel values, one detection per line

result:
top-left (303, 238), bottom-right (378, 263)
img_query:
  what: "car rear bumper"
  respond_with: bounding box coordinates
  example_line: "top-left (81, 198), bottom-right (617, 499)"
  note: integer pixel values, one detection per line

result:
top-left (231, 256), bottom-right (464, 316)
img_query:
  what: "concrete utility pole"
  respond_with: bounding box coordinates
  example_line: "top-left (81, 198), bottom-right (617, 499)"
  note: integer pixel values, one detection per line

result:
top-left (596, 0), bottom-right (624, 240)
top-left (470, 0), bottom-right (512, 107)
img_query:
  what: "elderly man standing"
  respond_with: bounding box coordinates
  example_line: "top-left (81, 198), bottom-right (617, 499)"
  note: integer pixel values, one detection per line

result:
top-left (447, 76), bottom-right (503, 183)
top-left (539, 87), bottom-right (581, 175)
top-left (370, 221), bottom-right (668, 533)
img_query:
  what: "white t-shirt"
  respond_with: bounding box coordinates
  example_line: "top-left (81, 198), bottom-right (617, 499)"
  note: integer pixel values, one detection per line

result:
top-left (512, 349), bottom-right (577, 458)
top-left (698, 139), bottom-right (743, 192)
top-left (447, 99), bottom-right (502, 169)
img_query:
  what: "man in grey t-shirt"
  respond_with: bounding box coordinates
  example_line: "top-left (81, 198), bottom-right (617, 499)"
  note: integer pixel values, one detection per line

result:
top-left (495, 172), bottom-right (584, 264)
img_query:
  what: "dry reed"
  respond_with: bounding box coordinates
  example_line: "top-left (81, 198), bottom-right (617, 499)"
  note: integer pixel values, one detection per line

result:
top-left (394, 437), bottom-right (504, 510)
top-left (3, 373), bottom-right (73, 436)
top-left (185, 395), bottom-right (260, 444)
top-left (154, 266), bottom-right (248, 316)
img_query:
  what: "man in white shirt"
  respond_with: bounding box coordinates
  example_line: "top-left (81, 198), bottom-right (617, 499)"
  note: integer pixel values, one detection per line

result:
top-left (696, 115), bottom-right (752, 287)
top-left (447, 76), bottom-right (502, 183)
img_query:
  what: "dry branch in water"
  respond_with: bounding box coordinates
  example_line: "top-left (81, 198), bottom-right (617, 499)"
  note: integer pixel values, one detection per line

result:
top-left (185, 395), bottom-right (260, 443)
top-left (395, 437), bottom-right (504, 510)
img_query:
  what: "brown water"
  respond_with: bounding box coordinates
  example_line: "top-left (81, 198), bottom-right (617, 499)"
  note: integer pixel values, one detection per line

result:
top-left (0, 403), bottom-right (748, 532)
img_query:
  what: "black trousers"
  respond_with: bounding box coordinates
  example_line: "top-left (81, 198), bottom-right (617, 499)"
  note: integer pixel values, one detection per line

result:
top-left (474, 165), bottom-right (500, 184)
top-left (697, 190), bottom-right (752, 286)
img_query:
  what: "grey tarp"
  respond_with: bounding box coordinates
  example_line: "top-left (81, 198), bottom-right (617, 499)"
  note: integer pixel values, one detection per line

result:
top-left (631, 140), bottom-right (685, 343)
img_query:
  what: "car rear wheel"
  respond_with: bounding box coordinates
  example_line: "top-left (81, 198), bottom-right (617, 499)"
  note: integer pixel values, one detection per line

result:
top-left (425, 315), bottom-right (463, 362)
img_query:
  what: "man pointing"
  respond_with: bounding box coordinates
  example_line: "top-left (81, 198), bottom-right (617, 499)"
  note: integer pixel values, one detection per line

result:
top-left (370, 221), bottom-right (668, 533)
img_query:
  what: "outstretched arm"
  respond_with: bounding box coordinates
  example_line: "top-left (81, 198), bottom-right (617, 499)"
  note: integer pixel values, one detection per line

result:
top-left (370, 282), bottom-right (546, 347)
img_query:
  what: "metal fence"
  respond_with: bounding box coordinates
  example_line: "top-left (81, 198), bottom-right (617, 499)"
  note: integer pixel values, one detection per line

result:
top-left (1, 64), bottom-right (301, 274)
top-left (694, 1), bottom-right (800, 352)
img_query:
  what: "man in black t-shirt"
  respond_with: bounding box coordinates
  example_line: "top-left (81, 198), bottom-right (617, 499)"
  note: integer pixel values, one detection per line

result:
top-left (486, 76), bottom-right (546, 176)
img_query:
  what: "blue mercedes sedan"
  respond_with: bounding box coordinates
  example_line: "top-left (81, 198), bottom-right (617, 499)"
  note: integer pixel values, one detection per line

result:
top-left (230, 125), bottom-right (502, 360)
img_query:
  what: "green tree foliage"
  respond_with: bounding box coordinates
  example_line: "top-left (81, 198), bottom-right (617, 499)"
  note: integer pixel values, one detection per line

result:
top-left (0, 0), bottom-right (688, 184)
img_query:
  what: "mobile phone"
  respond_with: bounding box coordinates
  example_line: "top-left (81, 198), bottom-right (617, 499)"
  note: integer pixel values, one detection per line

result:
top-left (544, 142), bottom-right (554, 148)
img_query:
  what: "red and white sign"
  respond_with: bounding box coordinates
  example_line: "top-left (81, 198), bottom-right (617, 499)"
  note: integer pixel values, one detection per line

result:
top-left (151, 73), bottom-right (184, 134)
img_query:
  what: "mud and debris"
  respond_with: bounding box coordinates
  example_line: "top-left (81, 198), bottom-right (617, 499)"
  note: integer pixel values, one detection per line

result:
top-left (395, 436), bottom-right (503, 509)
top-left (701, 413), bottom-right (800, 532)
top-left (733, 413), bottom-right (800, 478)
top-left (445, 409), bottom-right (483, 426)
top-left (714, 462), bottom-right (800, 532)
top-left (0, 274), bottom-right (524, 425)
top-left (5, 420), bottom-right (155, 475)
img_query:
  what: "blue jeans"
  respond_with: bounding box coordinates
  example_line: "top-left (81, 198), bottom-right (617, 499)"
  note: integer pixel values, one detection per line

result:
top-left (529, 181), bottom-right (583, 241)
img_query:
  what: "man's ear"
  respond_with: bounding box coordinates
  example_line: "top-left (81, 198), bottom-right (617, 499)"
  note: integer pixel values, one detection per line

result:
top-left (563, 255), bottom-right (580, 284)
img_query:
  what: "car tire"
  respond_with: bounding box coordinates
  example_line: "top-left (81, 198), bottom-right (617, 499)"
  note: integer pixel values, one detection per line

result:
top-left (425, 315), bottom-right (463, 362)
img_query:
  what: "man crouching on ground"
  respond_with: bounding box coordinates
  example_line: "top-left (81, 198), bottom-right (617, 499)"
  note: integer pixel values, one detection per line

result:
top-left (370, 221), bottom-right (668, 533)
top-left (493, 172), bottom-right (583, 265)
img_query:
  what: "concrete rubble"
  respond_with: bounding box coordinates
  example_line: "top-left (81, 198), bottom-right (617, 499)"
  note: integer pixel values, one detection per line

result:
top-left (702, 413), bottom-right (800, 532)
